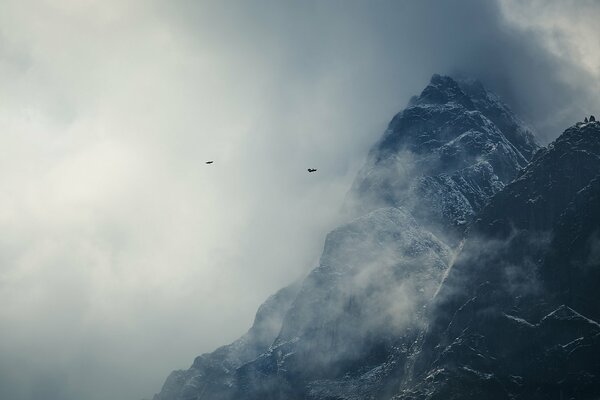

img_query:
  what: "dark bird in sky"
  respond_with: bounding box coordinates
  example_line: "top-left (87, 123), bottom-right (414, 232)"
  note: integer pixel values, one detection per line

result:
top-left (307, 168), bottom-right (317, 173)
top-left (206, 161), bottom-right (214, 164)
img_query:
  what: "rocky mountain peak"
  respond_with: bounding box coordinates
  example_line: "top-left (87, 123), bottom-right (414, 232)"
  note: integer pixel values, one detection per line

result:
top-left (350, 74), bottom-right (539, 242)
top-left (413, 74), bottom-right (475, 109)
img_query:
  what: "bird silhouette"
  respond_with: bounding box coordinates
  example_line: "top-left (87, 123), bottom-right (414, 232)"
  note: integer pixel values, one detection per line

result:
top-left (307, 168), bottom-right (317, 173)
top-left (206, 161), bottom-right (214, 164)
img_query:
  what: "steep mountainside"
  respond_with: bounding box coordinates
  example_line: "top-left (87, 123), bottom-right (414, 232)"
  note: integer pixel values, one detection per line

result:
top-left (399, 120), bottom-right (600, 400)
top-left (236, 208), bottom-right (452, 400)
top-left (350, 75), bottom-right (538, 243)
top-left (151, 75), bottom-right (543, 400)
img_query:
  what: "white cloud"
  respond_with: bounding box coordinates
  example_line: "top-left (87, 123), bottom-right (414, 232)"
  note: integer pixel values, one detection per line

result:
top-left (500, 0), bottom-right (600, 78)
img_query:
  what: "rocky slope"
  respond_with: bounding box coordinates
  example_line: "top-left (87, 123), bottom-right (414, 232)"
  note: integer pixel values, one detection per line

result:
top-left (397, 120), bottom-right (600, 400)
top-left (151, 75), bottom-right (544, 400)
top-left (235, 208), bottom-right (452, 400)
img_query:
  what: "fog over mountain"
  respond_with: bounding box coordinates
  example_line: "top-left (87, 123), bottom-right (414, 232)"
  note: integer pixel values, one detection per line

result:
top-left (0, 1), bottom-right (599, 400)
top-left (152, 73), bottom-right (544, 399)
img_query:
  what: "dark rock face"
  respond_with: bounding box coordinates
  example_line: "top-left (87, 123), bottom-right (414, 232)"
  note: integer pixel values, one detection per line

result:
top-left (150, 76), bottom-right (600, 400)
top-left (544, 175), bottom-right (600, 321)
top-left (399, 121), bottom-right (600, 400)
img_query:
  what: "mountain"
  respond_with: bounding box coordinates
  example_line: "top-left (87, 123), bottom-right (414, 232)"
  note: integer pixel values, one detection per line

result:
top-left (151, 74), bottom-right (599, 400)
top-left (397, 120), bottom-right (600, 400)
top-left (236, 207), bottom-right (452, 399)
top-left (349, 74), bottom-right (537, 244)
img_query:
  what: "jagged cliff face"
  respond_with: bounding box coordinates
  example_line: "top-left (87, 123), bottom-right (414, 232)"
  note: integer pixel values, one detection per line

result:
top-left (150, 77), bottom-right (600, 400)
top-left (350, 74), bottom-right (538, 243)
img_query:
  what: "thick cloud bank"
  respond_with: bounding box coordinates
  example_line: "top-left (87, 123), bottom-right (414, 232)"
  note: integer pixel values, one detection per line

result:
top-left (0, 1), bottom-right (598, 399)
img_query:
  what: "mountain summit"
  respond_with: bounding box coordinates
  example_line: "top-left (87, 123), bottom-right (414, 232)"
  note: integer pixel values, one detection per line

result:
top-left (151, 76), bottom-right (600, 400)
top-left (350, 74), bottom-right (538, 243)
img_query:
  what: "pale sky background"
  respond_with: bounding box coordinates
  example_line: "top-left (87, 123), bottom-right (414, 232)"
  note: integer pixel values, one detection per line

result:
top-left (0, 1), bottom-right (599, 400)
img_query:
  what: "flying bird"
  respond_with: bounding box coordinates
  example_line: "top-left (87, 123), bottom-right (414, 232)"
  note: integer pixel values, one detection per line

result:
top-left (307, 168), bottom-right (317, 173)
top-left (206, 161), bottom-right (214, 164)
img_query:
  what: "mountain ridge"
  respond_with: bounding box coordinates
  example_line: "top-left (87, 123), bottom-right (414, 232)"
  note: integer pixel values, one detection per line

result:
top-left (399, 120), bottom-right (600, 400)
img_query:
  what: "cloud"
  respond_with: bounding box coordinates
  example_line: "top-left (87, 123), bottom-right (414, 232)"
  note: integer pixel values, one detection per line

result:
top-left (0, 1), bottom-right (598, 399)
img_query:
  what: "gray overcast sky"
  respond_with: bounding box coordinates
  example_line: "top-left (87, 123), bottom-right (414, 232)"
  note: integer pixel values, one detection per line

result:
top-left (0, 1), bottom-right (599, 399)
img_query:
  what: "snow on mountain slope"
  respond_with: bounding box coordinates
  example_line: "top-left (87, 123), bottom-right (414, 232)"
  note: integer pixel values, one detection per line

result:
top-left (350, 74), bottom-right (539, 243)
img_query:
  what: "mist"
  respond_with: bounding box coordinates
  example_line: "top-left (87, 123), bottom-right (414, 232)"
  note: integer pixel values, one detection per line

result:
top-left (0, 1), bottom-right (599, 399)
